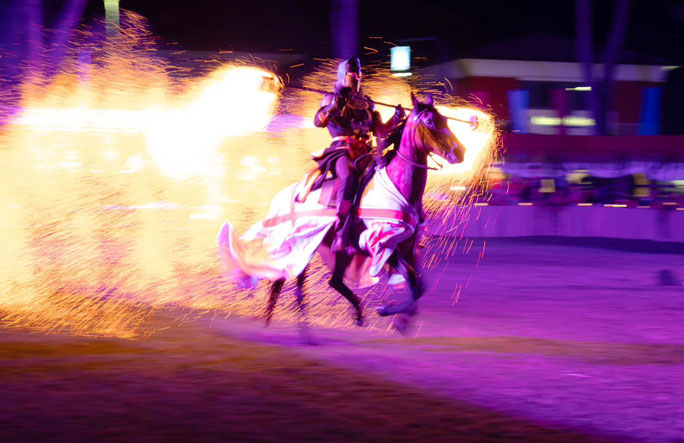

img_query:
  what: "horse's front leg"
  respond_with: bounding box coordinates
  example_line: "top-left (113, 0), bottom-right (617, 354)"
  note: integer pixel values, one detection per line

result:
top-left (377, 252), bottom-right (423, 318)
top-left (328, 252), bottom-right (364, 326)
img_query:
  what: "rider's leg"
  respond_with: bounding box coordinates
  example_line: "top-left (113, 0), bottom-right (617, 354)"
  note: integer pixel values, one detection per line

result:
top-left (336, 155), bottom-right (359, 205)
top-left (332, 156), bottom-right (360, 253)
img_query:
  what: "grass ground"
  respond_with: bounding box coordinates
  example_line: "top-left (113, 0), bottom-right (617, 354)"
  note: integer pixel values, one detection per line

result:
top-left (2, 237), bottom-right (683, 441)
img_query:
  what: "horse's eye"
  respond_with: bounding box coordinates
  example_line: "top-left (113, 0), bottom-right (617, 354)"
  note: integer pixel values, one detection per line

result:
top-left (425, 118), bottom-right (435, 128)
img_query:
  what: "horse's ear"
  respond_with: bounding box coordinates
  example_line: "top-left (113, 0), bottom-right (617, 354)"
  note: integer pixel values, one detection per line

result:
top-left (426, 93), bottom-right (434, 107)
top-left (411, 91), bottom-right (418, 108)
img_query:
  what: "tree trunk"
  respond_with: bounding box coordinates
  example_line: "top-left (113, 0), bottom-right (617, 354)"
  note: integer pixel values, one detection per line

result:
top-left (331, 0), bottom-right (358, 60)
top-left (575, 0), bottom-right (599, 135)
top-left (25, 0), bottom-right (44, 76)
top-left (575, 0), bottom-right (631, 135)
top-left (598, 0), bottom-right (631, 135)
top-left (46, 0), bottom-right (89, 77)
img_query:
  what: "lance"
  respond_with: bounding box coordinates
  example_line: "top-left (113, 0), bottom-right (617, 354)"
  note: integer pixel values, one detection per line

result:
top-left (290, 85), bottom-right (479, 130)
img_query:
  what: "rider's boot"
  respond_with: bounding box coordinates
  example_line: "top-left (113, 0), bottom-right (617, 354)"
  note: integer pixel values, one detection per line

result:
top-left (342, 218), bottom-right (363, 255)
top-left (332, 199), bottom-right (349, 253)
top-left (331, 196), bottom-right (344, 253)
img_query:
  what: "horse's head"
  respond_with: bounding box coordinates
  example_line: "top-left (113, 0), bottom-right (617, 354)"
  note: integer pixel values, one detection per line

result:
top-left (406, 93), bottom-right (464, 164)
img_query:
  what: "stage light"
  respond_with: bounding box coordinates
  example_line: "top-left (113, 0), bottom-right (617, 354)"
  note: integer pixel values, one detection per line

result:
top-left (391, 46), bottom-right (411, 72)
top-left (104, 0), bottom-right (120, 35)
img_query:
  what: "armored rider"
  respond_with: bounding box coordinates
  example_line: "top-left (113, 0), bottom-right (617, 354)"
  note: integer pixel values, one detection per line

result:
top-left (313, 56), bottom-right (405, 253)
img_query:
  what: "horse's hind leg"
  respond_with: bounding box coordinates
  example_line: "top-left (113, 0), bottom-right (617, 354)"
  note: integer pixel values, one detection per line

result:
top-left (295, 265), bottom-right (317, 344)
top-left (265, 278), bottom-right (284, 326)
top-left (295, 266), bottom-right (308, 318)
top-left (328, 252), bottom-right (364, 326)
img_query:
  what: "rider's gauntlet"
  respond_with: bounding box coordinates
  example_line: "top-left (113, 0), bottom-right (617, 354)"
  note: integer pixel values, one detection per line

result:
top-left (315, 97), bottom-right (345, 127)
top-left (316, 102), bottom-right (340, 126)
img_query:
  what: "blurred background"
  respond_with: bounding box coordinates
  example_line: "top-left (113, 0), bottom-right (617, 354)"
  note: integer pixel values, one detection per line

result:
top-left (2, 0), bottom-right (683, 244)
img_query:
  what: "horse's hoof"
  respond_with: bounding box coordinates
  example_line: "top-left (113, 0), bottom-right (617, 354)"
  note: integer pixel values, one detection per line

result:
top-left (376, 304), bottom-right (394, 317)
top-left (377, 302), bottom-right (417, 317)
top-left (354, 314), bottom-right (364, 327)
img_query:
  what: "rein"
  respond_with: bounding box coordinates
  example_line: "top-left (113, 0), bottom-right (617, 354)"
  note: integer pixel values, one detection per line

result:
top-left (428, 152), bottom-right (445, 170)
top-left (397, 149), bottom-right (442, 171)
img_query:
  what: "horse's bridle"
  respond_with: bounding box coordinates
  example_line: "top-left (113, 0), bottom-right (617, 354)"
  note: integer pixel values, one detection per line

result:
top-left (395, 108), bottom-right (446, 171)
top-left (395, 149), bottom-right (441, 171)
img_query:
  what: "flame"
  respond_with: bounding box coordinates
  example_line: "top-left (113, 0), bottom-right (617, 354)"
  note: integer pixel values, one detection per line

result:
top-left (145, 66), bottom-right (280, 182)
top-left (0, 15), bottom-right (498, 338)
top-left (435, 106), bottom-right (496, 182)
top-left (16, 66), bottom-right (281, 182)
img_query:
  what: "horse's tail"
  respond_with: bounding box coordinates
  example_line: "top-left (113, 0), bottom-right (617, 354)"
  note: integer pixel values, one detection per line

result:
top-left (217, 181), bottom-right (337, 286)
top-left (217, 222), bottom-right (258, 288)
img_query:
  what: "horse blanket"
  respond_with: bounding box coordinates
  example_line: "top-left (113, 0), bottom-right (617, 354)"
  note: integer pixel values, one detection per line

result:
top-left (217, 168), bottom-right (421, 288)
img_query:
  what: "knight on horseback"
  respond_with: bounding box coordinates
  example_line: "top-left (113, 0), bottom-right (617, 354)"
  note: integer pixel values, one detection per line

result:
top-left (313, 56), bottom-right (406, 254)
top-left (217, 72), bottom-right (468, 331)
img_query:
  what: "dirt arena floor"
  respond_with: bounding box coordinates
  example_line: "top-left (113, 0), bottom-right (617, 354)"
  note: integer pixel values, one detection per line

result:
top-left (2, 237), bottom-right (684, 442)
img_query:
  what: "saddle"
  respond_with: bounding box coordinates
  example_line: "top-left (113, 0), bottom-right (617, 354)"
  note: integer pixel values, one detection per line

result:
top-left (294, 155), bottom-right (379, 208)
top-left (294, 167), bottom-right (340, 207)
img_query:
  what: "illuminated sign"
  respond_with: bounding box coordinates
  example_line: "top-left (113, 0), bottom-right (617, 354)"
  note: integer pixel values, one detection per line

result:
top-left (391, 46), bottom-right (411, 72)
top-left (530, 116), bottom-right (596, 127)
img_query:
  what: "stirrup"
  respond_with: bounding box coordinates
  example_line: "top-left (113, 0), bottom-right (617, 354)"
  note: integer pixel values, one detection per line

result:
top-left (331, 235), bottom-right (362, 255)
top-left (331, 224), bottom-right (362, 255)
top-left (331, 232), bottom-right (345, 253)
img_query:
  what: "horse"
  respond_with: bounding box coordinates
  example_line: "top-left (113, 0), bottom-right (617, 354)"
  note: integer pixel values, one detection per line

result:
top-left (217, 93), bottom-right (464, 331)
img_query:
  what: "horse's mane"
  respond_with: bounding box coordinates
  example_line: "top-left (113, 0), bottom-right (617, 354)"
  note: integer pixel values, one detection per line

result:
top-left (382, 119), bottom-right (406, 163)
top-left (382, 101), bottom-right (433, 161)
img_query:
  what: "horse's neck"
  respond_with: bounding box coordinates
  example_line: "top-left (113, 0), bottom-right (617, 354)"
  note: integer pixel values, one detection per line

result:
top-left (385, 127), bottom-right (428, 208)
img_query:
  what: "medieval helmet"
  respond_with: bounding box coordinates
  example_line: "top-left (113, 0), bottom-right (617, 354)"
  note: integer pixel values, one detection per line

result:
top-left (336, 56), bottom-right (362, 92)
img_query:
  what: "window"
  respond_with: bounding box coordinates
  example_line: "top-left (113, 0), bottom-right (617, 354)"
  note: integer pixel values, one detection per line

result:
top-left (521, 81), bottom-right (590, 111)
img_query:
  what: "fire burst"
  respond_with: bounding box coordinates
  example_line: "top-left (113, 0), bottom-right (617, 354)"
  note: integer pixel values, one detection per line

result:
top-left (0, 13), bottom-right (498, 338)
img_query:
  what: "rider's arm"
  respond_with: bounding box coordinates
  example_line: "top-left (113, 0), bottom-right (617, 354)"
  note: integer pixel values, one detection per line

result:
top-left (314, 94), bottom-right (344, 127)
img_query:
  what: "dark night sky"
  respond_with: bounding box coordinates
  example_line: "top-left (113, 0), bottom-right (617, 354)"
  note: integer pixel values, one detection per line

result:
top-left (61, 0), bottom-right (684, 63)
